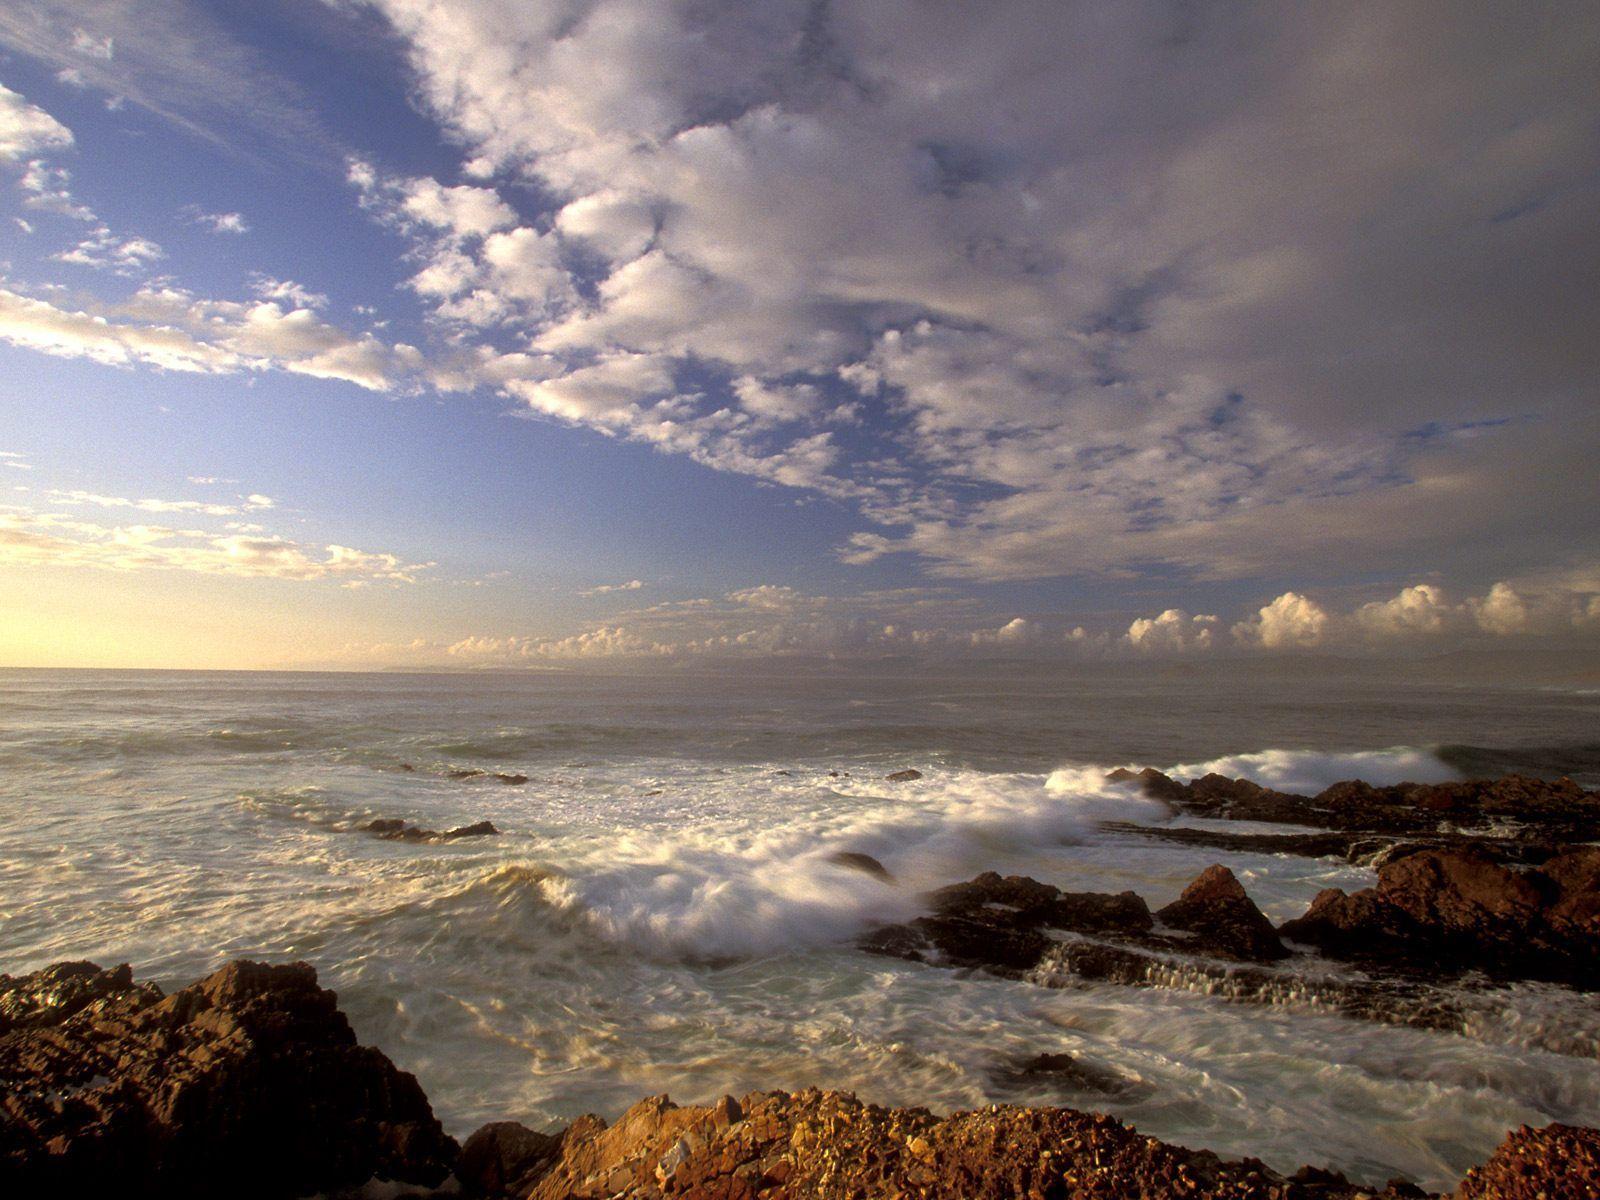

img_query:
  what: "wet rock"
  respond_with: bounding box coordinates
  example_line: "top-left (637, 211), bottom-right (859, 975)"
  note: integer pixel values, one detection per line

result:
top-left (493, 773), bottom-right (529, 785)
top-left (0, 960), bottom-right (457, 1197)
top-left (1456, 1122), bottom-right (1600, 1199)
top-left (458, 1121), bottom-right (560, 1198)
top-left (1155, 864), bottom-right (1288, 962)
top-left (990, 1051), bottom-right (1146, 1098)
top-left (363, 817), bottom-right (499, 843)
top-left (449, 768), bottom-right (486, 780)
top-left (0, 961), bottom-right (160, 1035)
top-left (885, 768), bottom-right (923, 781)
top-left (1279, 847), bottom-right (1600, 987)
top-left (827, 851), bottom-right (894, 882)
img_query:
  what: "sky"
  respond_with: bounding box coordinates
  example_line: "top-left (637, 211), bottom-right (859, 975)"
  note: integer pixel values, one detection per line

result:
top-left (0, 0), bottom-right (1596, 670)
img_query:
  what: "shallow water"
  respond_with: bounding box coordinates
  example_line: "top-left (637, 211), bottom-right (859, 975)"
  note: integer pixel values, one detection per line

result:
top-left (1, 665), bottom-right (1597, 1191)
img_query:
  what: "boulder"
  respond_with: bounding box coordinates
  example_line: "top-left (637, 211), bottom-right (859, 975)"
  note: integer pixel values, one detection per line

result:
top-left (1155, 865), bottom-right (1288, 961)
top-left (885, 768), bottom-right (923, 782)
top-left (458, 1121), bottom-right (560, 1198)
top-left (363, 817), bottom-right (499, 843)
top-left (826, 851), bottom-right (894, 882)
top-left (0, 960), bottom-right (457, 1197)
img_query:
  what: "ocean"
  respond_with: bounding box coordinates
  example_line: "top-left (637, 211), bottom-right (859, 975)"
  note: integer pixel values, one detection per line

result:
top-left (1, 664), bottom-right (1597, 1191)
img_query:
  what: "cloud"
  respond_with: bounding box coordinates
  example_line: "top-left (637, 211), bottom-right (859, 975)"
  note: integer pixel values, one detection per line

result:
top-left (1233, 592), bottom-right (1330, 649)
top-left (191, 209), bottom-right (249, 234)
top-left (54, 225), bottom-right (165, 273)
top-left (1354, 584), bottom-right (1453, 639)
top-left (1124, 609), bottom-right (1218, 654)
top-left (326, 0), bottom-right (1600, 587)
top-left (0, 507), bottom-right (429, 583)
top-left (248, 275), bottom-right (327, 310)
top-left (580, 578), bottom-right (644, 596)
top-left (1468, 581), bottom-right (1529, 636)
top-left (0, 82), bottom-right (73, 159)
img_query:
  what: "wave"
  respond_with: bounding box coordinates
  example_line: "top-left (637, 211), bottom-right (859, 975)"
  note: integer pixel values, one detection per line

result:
top-left (1162, 746), bottom-right (1460, 794)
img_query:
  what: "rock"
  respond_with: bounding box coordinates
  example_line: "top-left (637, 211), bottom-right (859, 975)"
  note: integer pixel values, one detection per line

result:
top-left (449, 768), bottom-right (487, 780)
top-left (0, 960), bottom-right (456, 1197)
top-left (517, 1087), bottom-right (1433, 1200)
top-left (363, 817), bottom-right (499, 843)
top-left (493, 773), bottom-right (529, 785)
top-left (1456, 1122), bottom-right (1600, 1199)
top-left (1155, 865), bottom-right (1288, 962)
top-left (990, 1051), bottom-right (1146, 1098)
top-left (458, 1121), bottom-right (560, 1198)
top-left (885, 768), bottom-right (923, 782)
top-left (1278, 848), bottom-right (1600, 987)
top-left (0, 961), bottom-right (159, 1035)
top-left (827, 851), bottom-right (894, 882)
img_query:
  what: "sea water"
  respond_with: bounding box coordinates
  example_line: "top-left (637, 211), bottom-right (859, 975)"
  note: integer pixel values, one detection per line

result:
top-left (1, 664), bottom-right (1597, 1190)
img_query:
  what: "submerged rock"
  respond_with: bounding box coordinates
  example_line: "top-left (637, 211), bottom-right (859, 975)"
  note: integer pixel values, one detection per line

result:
top-left (990, 1050), bottom-right (1148, 1098)
top-left (0, 960), bottom-right (456, 1197)
top-left (363, 817), bottom-right (500, 843)
top-left (826, 851), bottom-right (894, 882)
top-left (884, 768), bottom-right (923, 781)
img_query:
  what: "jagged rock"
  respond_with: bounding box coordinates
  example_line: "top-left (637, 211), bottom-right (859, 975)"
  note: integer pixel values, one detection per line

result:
top-left (990, 1051), bottom-right (1147, 1098)
top-left (1155, 864), bottom-right (1288, 962)
top-left (458, 1121), bottom-right (561, 1198)
top-left (1456, 1122), bottom-right (1600, 1199)
top-left (0, 960), bottom-right (457, 1198)
top-left (494, 773), bottom-right (530, 785)
top-left (516, 1087), bottom-right (1428, 1200)
top-left (0, 960), bottom-right (160, 1035)
top-left (1278, 847), bottom-right (1600, 987)
top-left (826, 852), bottom-right (894, 882)
top-left (363, 817), bottom-right (500, 843)
top-left (885, 768), bottom-right (923, 782)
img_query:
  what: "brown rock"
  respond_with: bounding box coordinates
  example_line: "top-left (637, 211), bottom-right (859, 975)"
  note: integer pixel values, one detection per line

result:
top-left (1155, 864), bottom-right (1288, 961)
top-left (0, 959), bottom-right (457, 1197)
top-left (1456, 1122), bottom-right (1600, 1199)
top-left (459, 1121), bottom-right (560, 1197)
top-left (827, 851), bottom-right (894, 882)
top-left (885, 768), bottom-right (923, 782)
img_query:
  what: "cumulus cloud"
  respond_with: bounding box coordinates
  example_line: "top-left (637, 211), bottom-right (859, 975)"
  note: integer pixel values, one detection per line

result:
top-left (581, 578), bottom-right (644, 596)
top-left (1125, 610), bottom-right (1218, 654)
top-left (191, 209), bottom-right (249, 234)
top-left (0, 82), bottom-right (72, 159)
top-left (1468, 581), bottom-right (1529, 636)
top-left (1354, 584), bottom-right (1453, 639)
top-left (1233, 592), bottom-right (1330, 649)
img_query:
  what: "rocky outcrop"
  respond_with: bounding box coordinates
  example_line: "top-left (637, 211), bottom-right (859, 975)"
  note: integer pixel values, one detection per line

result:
top-left (1109, 768), bottom-right (1600, 841)
top-left (861, 864), bottom-right (1285, 976)
top-left (884, 769), bottom-right (923, 782)
top-left (0, 959), bottom-right (457, 1198)
top-left (1278, 846), bottom-right (1600, 988)
top-left (1455, 1122), bottom-right (1600, 1199)
top-left (364, 817), bottom-right (500, 842)
top-left (501, 1088), bottom-right (1427, 1200)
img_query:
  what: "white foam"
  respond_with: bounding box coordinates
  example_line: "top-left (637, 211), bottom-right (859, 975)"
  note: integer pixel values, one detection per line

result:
top-left (1165, 746), bottom-right (1460, 794)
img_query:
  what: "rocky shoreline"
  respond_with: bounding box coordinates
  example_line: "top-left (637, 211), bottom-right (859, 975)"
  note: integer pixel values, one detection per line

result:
top-left (3, 768), bottom-right (1597, 1197)
top-left (1, 957), bottom-right (1595, 1198)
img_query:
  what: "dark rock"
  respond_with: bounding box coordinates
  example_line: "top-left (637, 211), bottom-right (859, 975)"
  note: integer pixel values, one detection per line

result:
top-left (827, 851), bottom-right (894, 882)
top-left (458, 1121), bottom-right (560, 1198)
top-left (0, 960), bottom-right (456, 1197)
top-left (449, 768), bottom-right (487, 780)
top-left (885, 768), bottom-right (923, 782)
top-left (363, 817), bottom-right (499, 843)
top-left (399, 763), bottom-right (416, 771)
top-left (991, 1051), bottom-right (1145, 1098)
top-left (493, 773), bottom-right (529, 785)
top-left (0, 961), bottom-right (159, 1035)
top-left (1155, 865), bottom-right (1288, 962)
top-left (1456, 1122), bottom-right (1600, 1199)
top-left (1279, 848), bottom-right (1600, 987)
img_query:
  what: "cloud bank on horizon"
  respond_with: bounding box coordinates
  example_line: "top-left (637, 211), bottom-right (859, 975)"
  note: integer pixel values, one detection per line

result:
top-left (0, 1), bottom-right (1596, 667)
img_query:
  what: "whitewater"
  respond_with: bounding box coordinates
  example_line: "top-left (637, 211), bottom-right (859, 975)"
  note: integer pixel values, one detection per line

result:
top-left (1, 665), bottom-right (1598, 1192)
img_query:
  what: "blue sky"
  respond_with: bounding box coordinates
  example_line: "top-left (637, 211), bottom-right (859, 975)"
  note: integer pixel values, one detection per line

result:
top-left (0, 1), bottom-right (1596, 668)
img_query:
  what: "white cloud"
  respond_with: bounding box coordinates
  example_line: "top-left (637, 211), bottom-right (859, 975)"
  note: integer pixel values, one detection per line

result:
top-left (0, 82), bottom-right (72, 159)
top-left (1468, 581), bottom-right (1529, 636)
top-left (1124, 609), bottom-right (1217, 654)
top-left (1354, 584), bottom-right (1453, 639)
top-left (248, 275), bottom-right (327, 310)
top-left (0, 508), bottom-right (428, 583)
top-left (192, 210), bottom-right (249, 234)
top-left (54, 225), bottom-right (164, 274)
top-left (1233, 591), bottom-right (1330, 649)
top-left (581, 578), bottom-right (644, 596)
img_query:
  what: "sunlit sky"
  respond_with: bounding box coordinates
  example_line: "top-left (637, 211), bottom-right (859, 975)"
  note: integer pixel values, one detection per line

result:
top-left (0, 1), bottom-right (1596, 669)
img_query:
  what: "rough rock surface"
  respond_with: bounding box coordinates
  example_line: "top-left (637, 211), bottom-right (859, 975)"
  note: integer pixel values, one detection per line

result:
top-left (507, 1088), bottom-right (1424, 1199)
top-left (1278, 846), bottom-right (1600, 988)
top-left (1154, 865), bottom-right (1288, 961)
top-left (884, 769), bottom-right (923, 782)
top-left (0, 959), bottom-right (457, 1197)
top-left (1455, 1122), bottom-right (1600, 1200)
top-left (1108, 768), bottom-right (1600, 841)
